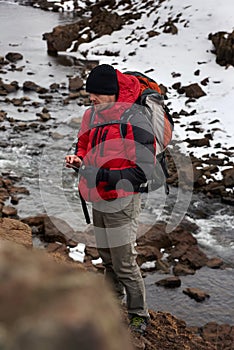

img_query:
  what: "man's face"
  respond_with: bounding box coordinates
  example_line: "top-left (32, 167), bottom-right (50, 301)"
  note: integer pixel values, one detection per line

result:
top-left (89, 93), bottom-right (116, 111)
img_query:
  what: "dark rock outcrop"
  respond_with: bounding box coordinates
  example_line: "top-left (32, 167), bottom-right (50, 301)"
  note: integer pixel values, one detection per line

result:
top-left (209, 30), bottom-right (234, 67)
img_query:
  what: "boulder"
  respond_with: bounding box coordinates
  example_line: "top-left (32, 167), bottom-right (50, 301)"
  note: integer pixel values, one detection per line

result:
top-left (5, 52), bottom-right (23, 62)
top-left (68, 76), bottom-right (83, 91)
top-left (180, 245), bottom-right (208, 269)
top-left (181, 83), bottom-right (206, 98)
top-left (155, 276), bottom-right (181, 288)
top-left (206, 257), bottom-right (223, 269)
top-left (209, 30), bottom-right (234, 67)
top-left (186, 137), bottom-right (210, 147)
top-left (173, 263), bottom-right (196, 276)
top-left (0, 241), bottom-right (133, 350)
top-left (183, 288), bottom-right (210, 302)
top-left (0, 218), bottom-right (32, 248)
top-left (2, 205), bottom-right (18, 218)
top-left (222, 167), bottom-right (234, 187)
top-left (43, 22), bottom-right (85, 54)
top-left (23, 81), bottom-right (48, 94)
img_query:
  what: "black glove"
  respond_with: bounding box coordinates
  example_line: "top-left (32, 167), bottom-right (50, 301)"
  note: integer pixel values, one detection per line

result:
top-left (79, 165), bottom-right (109, 188)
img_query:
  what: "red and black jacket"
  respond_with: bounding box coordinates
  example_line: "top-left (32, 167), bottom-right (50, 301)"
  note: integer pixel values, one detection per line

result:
top-left (76, 70), bottom-right (156, 202)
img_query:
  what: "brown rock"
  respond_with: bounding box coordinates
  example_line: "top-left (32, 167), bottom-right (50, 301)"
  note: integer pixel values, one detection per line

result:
top-left (183, 288), bottom-right (210, 302)
top-left (163, 20), bottom-right (178, 35)
top-left (200, 322), bottom-right (234, 349)
top-left (222, 167), bottom-right (234, 187)
top-left (0, 78), bottom-right (19, 94)
top-left (173, 263), bottom-right (196, 276)
top-left (69, 76), bottom-right (84, 91)
top-left (9, 186), bottom-right (29, 195)
top-left (155, 276), bottom-right (181, 288)
top-left (0, 218), bottom-right (32, 248)
top-left (182, 83), bottom-right (206, 98)
top-left (180, 245), bottom-right (208, 269)
top-left (186, 137), bottom-right (210, 147)
top-left (90, 8), bottom-right (124, 36)
top-left (5, 52), bottom-right (23, 62)
top-left (43, 22), bottom-right (83, 54)
top-left (206, 257), bottom-right (223, 269)
top-left (23, 81), bottom-right (48, 94)
top-left (209, 30), bottom-right (234, 67)
top-left (2, 205), bottom-right (17, 217)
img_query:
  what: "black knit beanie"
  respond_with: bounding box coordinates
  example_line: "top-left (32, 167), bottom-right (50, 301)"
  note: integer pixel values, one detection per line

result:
top-left (86, 64), bottom-right (119, 95)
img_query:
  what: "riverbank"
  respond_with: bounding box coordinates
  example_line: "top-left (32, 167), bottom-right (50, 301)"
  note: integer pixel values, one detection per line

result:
top-left (0, 1), bottom-right (233, 349)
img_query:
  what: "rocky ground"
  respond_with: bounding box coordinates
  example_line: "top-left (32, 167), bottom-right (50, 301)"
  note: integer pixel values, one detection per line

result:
top-left (0, 0), bottom-right (234, 349)
top-left (1, 216), bottom-right (234, 350)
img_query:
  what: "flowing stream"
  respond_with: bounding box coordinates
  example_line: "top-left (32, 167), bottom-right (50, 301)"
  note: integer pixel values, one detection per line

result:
top-left (0, 1), bottom-right (233, 327)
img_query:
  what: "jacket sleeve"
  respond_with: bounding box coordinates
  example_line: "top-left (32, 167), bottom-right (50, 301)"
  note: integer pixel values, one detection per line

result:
top-left (75, 109), bottom-right (91, 159)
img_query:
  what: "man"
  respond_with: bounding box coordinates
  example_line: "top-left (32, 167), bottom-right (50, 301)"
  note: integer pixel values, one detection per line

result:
top-left (65, 64), bottom-right (155, 334)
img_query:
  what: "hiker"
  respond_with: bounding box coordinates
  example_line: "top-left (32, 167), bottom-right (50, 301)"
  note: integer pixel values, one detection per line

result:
top-left (65, 64), bottom-right (156, 334)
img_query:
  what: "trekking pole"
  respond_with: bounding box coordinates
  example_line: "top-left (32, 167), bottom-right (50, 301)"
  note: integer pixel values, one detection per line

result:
top-left (79, 190), bottom-right (91, 224)
top-left (64, 162), bottom-right (91, 225)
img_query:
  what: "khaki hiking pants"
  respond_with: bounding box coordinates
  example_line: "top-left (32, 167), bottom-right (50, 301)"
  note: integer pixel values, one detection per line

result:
top-left (92, 194), bottom-right (149, 318)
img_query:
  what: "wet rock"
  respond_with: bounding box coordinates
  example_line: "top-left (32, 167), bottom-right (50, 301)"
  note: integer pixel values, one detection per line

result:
top-left (183, 288), bottom-right (210, 302)
top-left (209, 30), bottom-right (234, 67)
top-left (0, 78), bottom-right (19, 94)
top-left (23, 81), bottom-right (48, 94)
top-left (68, 76), bottom-right (83, 91)
top-left (136, 244), bottom-right (162, 265)
top-left (222, 167), bottom-right (234, 187)
top-left (199, 322), bottom-right (234, 350)
top-left (9, 186), bottom-right (30, 195)
top-left (2, 205), bottom-right (18, 218)
top-left (38, 112), bottom-right (51, 121)
top-left (173, 263), bottom-right (196, 276)
top-left (5, 52), bottom-right (23, 62)
top-left (180, 245), bottom-right (208, 269)
top-left (14, 122), bottom-right (29, 131)
top-left (181, 83), bottom-right (206, 98)
top-left (51, 132), bottom-right (64, 140)
top-left (68, 116), bottom-right (82, 127)
top-left (50, 82), bottom-right (60, 91)
top-left (221, 196), bottom-right (234, 206)
top-left (10, 195), bottom-right (19, 205)
top-left (206, 257), bottom-right (223, 269)
top-left (204, 182), bottom-right (225, 195)
top-left (0, 110), bottom-right (7, 122)
top-left (155, 276), bottom-right (181, 288)
top-left (22, 214), bottom-right (79, 246)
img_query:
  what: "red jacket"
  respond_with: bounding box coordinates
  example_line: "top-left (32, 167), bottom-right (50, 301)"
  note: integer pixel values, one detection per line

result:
top-left (76, 70), bottom-right (155, 202)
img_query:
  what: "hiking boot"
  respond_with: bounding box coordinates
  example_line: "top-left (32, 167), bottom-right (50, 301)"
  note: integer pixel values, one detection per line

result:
top-left (129, 315), bottom-right (149, 335)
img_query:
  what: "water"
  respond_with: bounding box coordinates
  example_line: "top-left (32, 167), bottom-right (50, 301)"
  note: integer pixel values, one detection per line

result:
top-left (0, 1), bottom-right (233, 327)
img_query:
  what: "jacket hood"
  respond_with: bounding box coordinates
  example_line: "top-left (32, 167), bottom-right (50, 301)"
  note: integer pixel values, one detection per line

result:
top-left (116, 69), bottom-right (140, 104)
